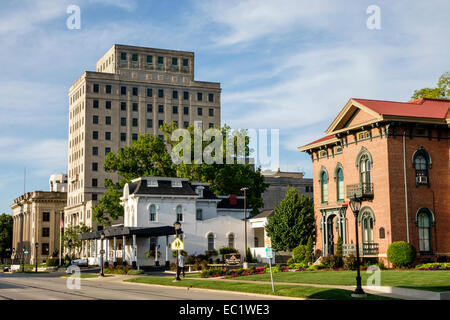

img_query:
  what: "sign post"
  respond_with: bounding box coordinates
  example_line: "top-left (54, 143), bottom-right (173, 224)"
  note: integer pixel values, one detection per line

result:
top-left (171, 238), bottom-right (184, 281)
top-left (266, 246), bottom-right (275, 292)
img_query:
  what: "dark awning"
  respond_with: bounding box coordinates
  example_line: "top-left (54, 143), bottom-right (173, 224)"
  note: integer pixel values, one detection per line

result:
top-left (78, 225), bottom-right (182, 240)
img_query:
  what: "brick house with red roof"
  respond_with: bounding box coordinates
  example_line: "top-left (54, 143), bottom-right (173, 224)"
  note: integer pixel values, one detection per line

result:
top-left (298, 98), bottom-right (450, 264)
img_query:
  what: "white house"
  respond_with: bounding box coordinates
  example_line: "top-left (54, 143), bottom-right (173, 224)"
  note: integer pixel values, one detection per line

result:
top-left (79, 176), bottom-right (272, 268)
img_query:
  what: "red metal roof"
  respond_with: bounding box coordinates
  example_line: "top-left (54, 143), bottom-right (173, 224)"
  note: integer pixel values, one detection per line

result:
top-left (301, 98), bottom-right (450, 149)
top-left (353, 98), bottom-right (450, 119)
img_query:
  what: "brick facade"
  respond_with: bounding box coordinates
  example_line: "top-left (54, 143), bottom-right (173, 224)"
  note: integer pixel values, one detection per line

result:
top-left (300, 98), bottom-right (450, 264)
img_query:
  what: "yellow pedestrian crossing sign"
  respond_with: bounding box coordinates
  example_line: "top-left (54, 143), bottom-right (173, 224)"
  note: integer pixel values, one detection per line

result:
top-left (171, 238), bottom-right (184, 251)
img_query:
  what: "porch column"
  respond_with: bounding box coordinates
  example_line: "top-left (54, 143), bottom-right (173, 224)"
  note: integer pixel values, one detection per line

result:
top-left (113, 237), bottom-right (117, 267)
top-left (132, 234), bottom-right (137, 269)
top-left (155, 237), bottom-right (159, 266)
top-left (165, 235), bottom-right (169, 267)
top-left (105, 238), bottom-right (109, 266)
top-left (322, 215), bottom-right (328, 256)
top-left (122, 235), bottom-right (126, 265)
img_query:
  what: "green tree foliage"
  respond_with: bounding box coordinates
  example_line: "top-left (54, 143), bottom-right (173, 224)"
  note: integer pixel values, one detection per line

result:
top-left (93, 134), bottom-right (177, 226)
top-left (412, 72), bottom-right (450, 100)
top-left (266, 187), bottom-right (314, 252)
top-left (336, 236), bottom-right (343, 257)
top-left (304, 235), bottom-right (314, 264)
top-left (0, 213), bottom-right (13, 263)
top-left (163, 123), bottom-right (268, 215)
top-left (62, 224), bottom-right (91, 250)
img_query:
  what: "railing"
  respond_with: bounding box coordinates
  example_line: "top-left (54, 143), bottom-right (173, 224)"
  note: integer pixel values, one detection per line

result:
top-left (346, 183), bottom-right (374, 199)
top-left (342, 243), bottom-right (379, 256)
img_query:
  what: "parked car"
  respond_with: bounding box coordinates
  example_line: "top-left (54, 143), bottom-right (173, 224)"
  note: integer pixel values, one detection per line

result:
top-left (71, 259), bottom-right (88, 267)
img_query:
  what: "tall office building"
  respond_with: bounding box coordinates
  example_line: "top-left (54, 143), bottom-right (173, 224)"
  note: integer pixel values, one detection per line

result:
top-left (66, 44), bottom-right (221, 231)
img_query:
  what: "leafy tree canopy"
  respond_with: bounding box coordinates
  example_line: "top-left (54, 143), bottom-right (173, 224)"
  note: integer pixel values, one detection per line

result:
top-left (266, 187), bottom-right (314, 252)
top-left (412, 72), bottom-right (450, 100)
top-left (62, 224), bottom-right (91, 249)
top-left (0, 213), bottom-right (13, 261)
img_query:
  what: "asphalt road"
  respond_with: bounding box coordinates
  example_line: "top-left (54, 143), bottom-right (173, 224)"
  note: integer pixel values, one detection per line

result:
top-left (0, 272), bottom-right (290, 300)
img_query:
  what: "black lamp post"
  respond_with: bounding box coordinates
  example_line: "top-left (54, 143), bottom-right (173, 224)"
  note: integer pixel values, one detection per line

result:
top-left (100, 232), bottom-right (105, 277)
top-left (240, 187), bottom-right (249, 265)
top-left (21, 247), bottom-right (25, 272)
top-left (349, 195), bottom-right (366, 297)
top-left (35, 242), bottom-right (39, 273)
top-left (11, 248), bottom-right (15, 265)
top-left (174, 221), bottom-right (181, 281)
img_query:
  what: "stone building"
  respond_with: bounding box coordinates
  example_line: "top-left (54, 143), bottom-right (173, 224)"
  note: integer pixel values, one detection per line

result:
top-left (65, 44), bottom-right (221, 231)
top-left (10, 190), bottom-right (66, 264)
top-left (261, 169), bottom-right (313, 210)
top-left (299, 98), bottom-right (450, 264)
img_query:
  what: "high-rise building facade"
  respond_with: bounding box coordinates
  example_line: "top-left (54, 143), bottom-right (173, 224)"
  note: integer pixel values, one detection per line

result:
top-left (66, 44), bottom-right (221, 231)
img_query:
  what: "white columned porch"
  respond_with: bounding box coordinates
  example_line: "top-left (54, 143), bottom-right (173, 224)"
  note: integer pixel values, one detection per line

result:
top-left (113, 237), bottom-right (117, 266)
top-left (122, 235), bottom-right (126, 264)
top-left (132, 234), bottom-right (137, 269)
top-left (165, 235), bottom-right (169, 267)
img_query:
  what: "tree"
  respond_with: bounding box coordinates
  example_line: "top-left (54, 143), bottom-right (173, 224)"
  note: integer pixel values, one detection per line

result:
top-left (304, 235), bottom-right (314, 264)
top-left (93, 134), bottom-right (177, 226)
top-left (163, 123), bottom-right (268, 215)
top-left (62, 224), bottom-right (91, 252)
top-left (0, 213), bottom-right (13, 264)
top-left (265, 187), bottom-right (314, 252)
top-left (412, 72), bottom-right (450, 100)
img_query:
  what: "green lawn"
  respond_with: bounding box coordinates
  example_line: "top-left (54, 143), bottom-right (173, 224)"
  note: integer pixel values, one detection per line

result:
top-left (228, 270), bottom-right (450, 292)
top-left (125, 276), bottom-right (395, 300)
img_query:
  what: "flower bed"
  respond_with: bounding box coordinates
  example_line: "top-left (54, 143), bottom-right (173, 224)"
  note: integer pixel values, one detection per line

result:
top-left (415, 262), bottom-right (450, 270)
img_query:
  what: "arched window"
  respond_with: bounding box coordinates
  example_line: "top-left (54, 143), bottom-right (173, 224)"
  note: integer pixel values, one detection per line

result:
top-left (337, 168), bottom-right (344, 201)
top-left (228, 233), bottom-right (235, 248)
top-left (359, 208), bottom-right (375, 244)
top-left (319, 169), bottom-right (328, 204)
top-left (413, 147), bottom-right (431, 184)
top-left (176, 205), bottom-right (183, 222)
top-left (207, 233), bottom-right (214, 251)
top-left (149, 204), bottom-right (156, 221)
top-left (359, 154), bottom-right (371, 185)
top-left (417, 209), bottom-right (433, 253)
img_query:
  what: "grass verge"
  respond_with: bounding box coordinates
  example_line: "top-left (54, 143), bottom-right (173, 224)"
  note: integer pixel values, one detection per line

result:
top-left (125, 276), bottom-right (395, 300)
top-left (227, 270), bottom-right (450, 292)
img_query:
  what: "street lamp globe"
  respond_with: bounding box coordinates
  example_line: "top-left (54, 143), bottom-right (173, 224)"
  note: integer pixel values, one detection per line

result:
top-left (349, 195), bottom-right (362, 214)
top-left (35, 242), bottom-right (39, 249)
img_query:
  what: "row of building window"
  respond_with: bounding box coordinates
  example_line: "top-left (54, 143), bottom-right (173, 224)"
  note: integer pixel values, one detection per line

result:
top-left (92, 85), bottom-right (215, 102)
top-left (120, 52), bottom-right (190, 68)
top-left (319, 147), bottom-right (432, 204)
top-left (92, 105), bottom-right (214, 117)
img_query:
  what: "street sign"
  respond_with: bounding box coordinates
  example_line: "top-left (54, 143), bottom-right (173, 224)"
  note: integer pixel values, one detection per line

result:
top-left (100, 249), bottom-right (105, 254)
top-left (24, 251), bottom-right (29, 254)
top-left (171, 238), bottom-right (184, 251)
top-left (265, 236), bottom-right (271, 248)
top-left (266, 247), bottom-right (273, 259)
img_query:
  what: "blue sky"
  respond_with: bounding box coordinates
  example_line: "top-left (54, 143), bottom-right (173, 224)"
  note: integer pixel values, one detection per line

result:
top-left (0, 0), bottom-right (449, 215)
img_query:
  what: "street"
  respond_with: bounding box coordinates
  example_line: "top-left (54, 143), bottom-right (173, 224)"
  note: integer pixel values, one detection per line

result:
top-left (0, 272), bottom-right (290, 300)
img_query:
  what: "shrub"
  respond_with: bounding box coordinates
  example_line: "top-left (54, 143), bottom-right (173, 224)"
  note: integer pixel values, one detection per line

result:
top-left (219, 247), bottom-right (239, 255)
top-left (387, 241), bottom-right (417, 268)
top-left (343, 254), bottom-right (358, 270)
top-left (172, 250), bottom-right (187, 258)
top-left (145, 250), bottom-right (161, 259)
top-left (415, 262), bottom-right (450, 270)
top-left (288, 262), bottom-right (308, 270)
top-left (127, 269), bottom-right (144, 275)
top-left (205, 249), bottom-right (219, 258)
top-left (246, 248), bottom-right (256, 263)
top-left (46, 258), bottom-right (60, 267)
top-left (321, 254), bottom-right (343, 269)
top-left (292, 244), bottom-right (307, 263)
top-left (304, 236), bottom-right (314, 264)
top-left (307, 264), bottom-right (324, 271)
top-left (336, 237), bottom-right (343, 257)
